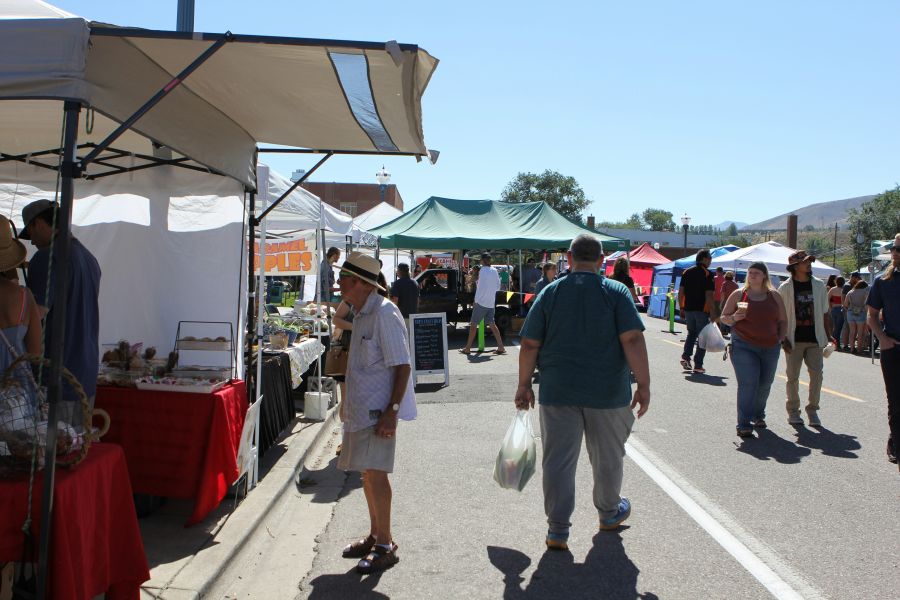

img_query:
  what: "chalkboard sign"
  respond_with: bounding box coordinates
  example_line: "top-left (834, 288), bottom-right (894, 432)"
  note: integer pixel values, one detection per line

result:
top-left (408, 312), bottom-right (449, 386)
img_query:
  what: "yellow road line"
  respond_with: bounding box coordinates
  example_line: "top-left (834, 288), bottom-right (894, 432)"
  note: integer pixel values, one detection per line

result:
top-left (654, 337), bottom-right (866, 403)
top-left (774, 374), bottom-right (865, 403)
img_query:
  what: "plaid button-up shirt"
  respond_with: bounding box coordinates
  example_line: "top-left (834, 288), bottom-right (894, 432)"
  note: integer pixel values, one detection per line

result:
top-left (345, 291), bottom-right (417, 432)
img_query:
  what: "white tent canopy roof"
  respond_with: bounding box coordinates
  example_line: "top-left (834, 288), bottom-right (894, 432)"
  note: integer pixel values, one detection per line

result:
top-left (256, 165), bottom-right (354, 235)
top-left (353, 201), bottom-right (403, 231)
top-left (0, 0), bottom-right (438, 189)
top-left (710, 241), bottom-right (840, 278)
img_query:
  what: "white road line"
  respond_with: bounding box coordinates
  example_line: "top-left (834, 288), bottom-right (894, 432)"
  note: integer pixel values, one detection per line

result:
top-left (626, 436), bottom-right (825, 600)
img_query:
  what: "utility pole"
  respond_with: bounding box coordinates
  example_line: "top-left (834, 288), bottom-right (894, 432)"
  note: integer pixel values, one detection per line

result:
top-left (177, 0), bottom-right (195, 32)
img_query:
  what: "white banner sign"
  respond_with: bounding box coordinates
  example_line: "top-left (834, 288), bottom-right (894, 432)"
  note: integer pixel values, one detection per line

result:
top-left (253, 231), bottom-right (318, 276)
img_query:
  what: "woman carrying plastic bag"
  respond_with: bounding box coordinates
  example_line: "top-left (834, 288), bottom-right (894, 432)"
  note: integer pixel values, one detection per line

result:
top-left (493, 410), bottom-right (537, 491)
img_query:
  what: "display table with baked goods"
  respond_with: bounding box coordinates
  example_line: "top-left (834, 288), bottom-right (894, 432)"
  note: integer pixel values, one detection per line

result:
top-left (258, 337), bottom-right (326, 454)
top-left (0, 443), bottom-right (150, 599)
top-left (94, 380), bottom-right (249, 526)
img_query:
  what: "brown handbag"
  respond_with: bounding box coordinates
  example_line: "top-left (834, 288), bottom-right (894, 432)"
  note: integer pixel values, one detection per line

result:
top-left (325, 345), bottom-right (348, 376)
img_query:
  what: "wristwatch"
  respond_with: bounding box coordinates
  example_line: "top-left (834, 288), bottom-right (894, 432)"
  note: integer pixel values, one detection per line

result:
top-left (387, 402), bottom-right (400, 413)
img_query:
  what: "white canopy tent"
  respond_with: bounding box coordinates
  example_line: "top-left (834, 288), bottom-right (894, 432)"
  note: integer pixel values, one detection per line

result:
top-left (353, 201), bottom-right (403, 232)
top-left (710, 241), bottom-right (840, 279)
top-left (1, 1), bottom-right (438, 587)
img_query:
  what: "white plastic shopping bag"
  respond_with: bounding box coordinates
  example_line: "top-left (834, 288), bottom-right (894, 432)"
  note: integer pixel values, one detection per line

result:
top-left (698, 322), bottom-right (727, 353)
top-left (493, 410), bottom-right (537, 491)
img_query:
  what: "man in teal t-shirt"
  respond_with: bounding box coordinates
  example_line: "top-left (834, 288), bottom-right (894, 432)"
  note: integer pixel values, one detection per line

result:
top-left (516, 234), bottom-right (650, 551)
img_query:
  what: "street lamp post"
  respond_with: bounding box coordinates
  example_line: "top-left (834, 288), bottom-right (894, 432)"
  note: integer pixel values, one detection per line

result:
top-left (376, 165), bottom-right (391, 204)
top-left (856, 231), bottom-right (865, 271)
top-left (681, 214), bottom-right (691, 257)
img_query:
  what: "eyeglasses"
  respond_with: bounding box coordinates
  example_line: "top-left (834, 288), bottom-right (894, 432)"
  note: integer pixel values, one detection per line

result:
top-left (338, 271), bottom-right (358, 283)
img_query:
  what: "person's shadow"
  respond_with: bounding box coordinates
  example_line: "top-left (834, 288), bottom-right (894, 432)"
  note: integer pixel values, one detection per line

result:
top-left (488, 532), bottom-right (659, 599)
top-left (305, 567), bottom-right (389, 599)
top-left (735, 429), bottom-right (812, 464)
top-left (793, 425), bottom-right (861, 459)
top-left (684, 373), bottom-right (729, 386)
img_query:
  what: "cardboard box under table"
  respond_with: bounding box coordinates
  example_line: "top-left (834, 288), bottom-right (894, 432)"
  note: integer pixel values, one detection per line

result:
top-left (94, 380), bottom-right (249, 526)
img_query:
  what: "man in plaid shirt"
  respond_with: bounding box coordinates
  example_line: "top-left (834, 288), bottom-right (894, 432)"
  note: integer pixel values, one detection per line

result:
top-left (335, 252), bottom-right (417, 574)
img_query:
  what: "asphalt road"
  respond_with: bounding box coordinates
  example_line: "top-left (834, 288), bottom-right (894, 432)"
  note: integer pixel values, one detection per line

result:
top-left (285, 315), bottom-right (897, 600)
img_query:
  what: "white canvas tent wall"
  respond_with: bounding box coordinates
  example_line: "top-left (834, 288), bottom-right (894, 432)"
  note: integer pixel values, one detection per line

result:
top-left (710, 241), bottom-right (840, 279)
top-left (0, 166), bottom-right (247, 371)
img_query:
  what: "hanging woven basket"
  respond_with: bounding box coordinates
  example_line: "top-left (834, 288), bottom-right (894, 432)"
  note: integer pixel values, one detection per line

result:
top-left (0, 353), bottom-right (109, 476)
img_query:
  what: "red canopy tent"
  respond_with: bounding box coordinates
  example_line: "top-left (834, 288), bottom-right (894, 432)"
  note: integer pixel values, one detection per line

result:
top-left (604, 243), bottom-right (670, 291)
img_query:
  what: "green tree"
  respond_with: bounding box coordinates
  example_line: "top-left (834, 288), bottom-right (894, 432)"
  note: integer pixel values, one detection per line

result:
top-left (624, 213), bottom-right (643, 229)
top-left (501, 170), bottom-right (591, 221)
top-left (642, 208), bottom-right (675, 231)
top-left (726, 223), bottom-right (738, 236)
top-left (847, 185), bottom-right (900, 265)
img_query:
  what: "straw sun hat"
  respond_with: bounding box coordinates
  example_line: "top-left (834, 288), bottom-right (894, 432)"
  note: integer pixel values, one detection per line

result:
top-left (0, 215), bottom-right (26, 272)
top-left (340, 252), bottom-right (386, 291)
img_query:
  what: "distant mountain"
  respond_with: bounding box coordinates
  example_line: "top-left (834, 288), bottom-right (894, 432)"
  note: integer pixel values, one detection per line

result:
top-left (717, 220), bottom-right (748, 230)
top-left (742, 194), bottom-right (877, 231)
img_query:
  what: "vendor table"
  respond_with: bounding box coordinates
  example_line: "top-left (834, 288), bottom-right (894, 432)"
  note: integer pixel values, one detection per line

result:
top-left (94, 380), bottom-right (248, 526)
top-left (0, 443), bottom-right (150, 600)
top-left (259, 338), bottom-right (325, 455)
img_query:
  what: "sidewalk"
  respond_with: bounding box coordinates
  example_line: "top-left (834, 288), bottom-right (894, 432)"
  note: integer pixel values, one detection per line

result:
top-left (138, 406), bottom-right (339, 600)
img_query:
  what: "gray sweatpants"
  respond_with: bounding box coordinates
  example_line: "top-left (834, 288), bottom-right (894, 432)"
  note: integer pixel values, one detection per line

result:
top-left (540, 404), bottom-right (635, 535)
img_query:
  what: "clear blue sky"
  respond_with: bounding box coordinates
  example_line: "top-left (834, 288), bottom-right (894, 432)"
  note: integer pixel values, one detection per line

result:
top-left (54, 1), bottom-right (900, 227)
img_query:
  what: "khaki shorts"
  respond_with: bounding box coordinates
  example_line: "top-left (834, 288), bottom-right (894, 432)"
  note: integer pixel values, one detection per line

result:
top-left (337, 425), bottom-right (396, 473)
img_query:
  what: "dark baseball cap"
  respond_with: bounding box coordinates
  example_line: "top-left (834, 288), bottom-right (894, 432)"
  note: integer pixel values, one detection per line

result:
top-left (19, 199), bottom-right (58, 240)
top-left (480, 252), bottom-right (491, 260)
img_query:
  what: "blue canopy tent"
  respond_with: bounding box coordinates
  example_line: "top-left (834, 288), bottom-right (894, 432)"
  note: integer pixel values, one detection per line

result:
top-left (647, 245), bottom-right (739, 319)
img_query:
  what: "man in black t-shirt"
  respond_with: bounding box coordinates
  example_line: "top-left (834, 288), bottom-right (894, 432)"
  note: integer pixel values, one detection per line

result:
top-left (678, 249), bottom-right (715, 374)
top-left (389, 263), bottom-right (419, 319)
top-left (777, 251), bottom-right (832, 427)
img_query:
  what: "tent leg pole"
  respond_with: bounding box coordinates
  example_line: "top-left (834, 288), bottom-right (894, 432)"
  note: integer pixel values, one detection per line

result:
top-left (247, 191), bottom-right (256, 385)
top-left (37, 100), bottom-right (81, 600)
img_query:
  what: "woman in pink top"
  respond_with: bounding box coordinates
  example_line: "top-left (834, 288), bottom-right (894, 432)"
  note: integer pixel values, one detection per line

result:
top-left (720, 262), bottom-right (788, 438)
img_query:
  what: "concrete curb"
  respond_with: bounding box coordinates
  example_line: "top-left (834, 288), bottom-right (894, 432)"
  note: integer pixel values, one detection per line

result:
top-left (145, 407), bottom-right (340, 599)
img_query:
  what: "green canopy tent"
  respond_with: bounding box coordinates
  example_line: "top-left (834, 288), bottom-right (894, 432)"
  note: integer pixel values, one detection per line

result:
top-left (369, 197), bottom-right (629, 251)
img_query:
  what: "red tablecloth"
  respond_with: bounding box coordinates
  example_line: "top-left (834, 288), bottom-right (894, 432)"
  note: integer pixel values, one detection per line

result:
top-left (95, 380), bottom-right (248, 526)
top-left (0, 443), bottom-right (150, 600)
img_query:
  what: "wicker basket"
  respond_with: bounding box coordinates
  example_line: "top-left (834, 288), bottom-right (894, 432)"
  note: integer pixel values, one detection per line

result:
top-left (0, 353), bottom-right (109, 477)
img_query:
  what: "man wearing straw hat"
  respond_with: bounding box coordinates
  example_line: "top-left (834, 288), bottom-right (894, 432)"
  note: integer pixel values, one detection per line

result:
top-left (336, 252), bottom-right (416, 574)
top-left (20, 199), bottom-right (101, 433)
top-left (867, 233), bottom-right (900, 472)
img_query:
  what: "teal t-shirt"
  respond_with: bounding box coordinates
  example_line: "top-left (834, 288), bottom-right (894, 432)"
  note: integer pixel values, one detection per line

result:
top-left (521, 272), bottom-right (644, 409)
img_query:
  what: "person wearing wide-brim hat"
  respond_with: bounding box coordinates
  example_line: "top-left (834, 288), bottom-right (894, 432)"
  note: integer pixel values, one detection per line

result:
top-left (866, 233), bottom-right (900, 471)
top-left (776, 250), bottom-right (832, 428)
top-left (334, 251), bottom-right (416, 574)
top-left (0, 214), bottom-right (43, 387)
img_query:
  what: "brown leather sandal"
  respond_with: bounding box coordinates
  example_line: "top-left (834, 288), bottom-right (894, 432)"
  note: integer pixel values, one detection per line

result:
top-left (356, 543), bottom-right (399, 574)
top-left (342, 535), bottom-right (375, 559)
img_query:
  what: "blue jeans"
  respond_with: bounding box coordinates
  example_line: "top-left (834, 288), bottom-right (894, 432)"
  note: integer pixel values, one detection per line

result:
top-left (682, 311), bottom-right (709, 367)
top-left (730, 334), bottom-right (780, 429)
top-left (830, 306), bottom-right (844, 344)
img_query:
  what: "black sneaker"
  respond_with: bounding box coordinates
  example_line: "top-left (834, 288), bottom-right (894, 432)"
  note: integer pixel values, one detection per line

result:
top-left (888, 439), bottom-right (898, 464)
top-left (680, 357), bottom-right (692, 371)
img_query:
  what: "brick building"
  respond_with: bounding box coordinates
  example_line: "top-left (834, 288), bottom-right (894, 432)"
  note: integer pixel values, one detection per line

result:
top-left (300, 182), bottom-right (403, 217)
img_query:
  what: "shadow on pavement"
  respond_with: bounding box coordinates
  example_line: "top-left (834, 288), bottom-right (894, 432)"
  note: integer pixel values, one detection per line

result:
top-left (735, 429), bottom-right (812, 463)
top-left (683, 373), bottom-right (729, 386)
top-left (414, 382), bottom-right (446, 394)
top-left (295, 457), bottom-right (361, 503)
top-left (488, 532), bottom-right (658, 599)
top-left (305, 566), bottom-right (389, 599)
top-left (793, 425), bottom-right (861, 459)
